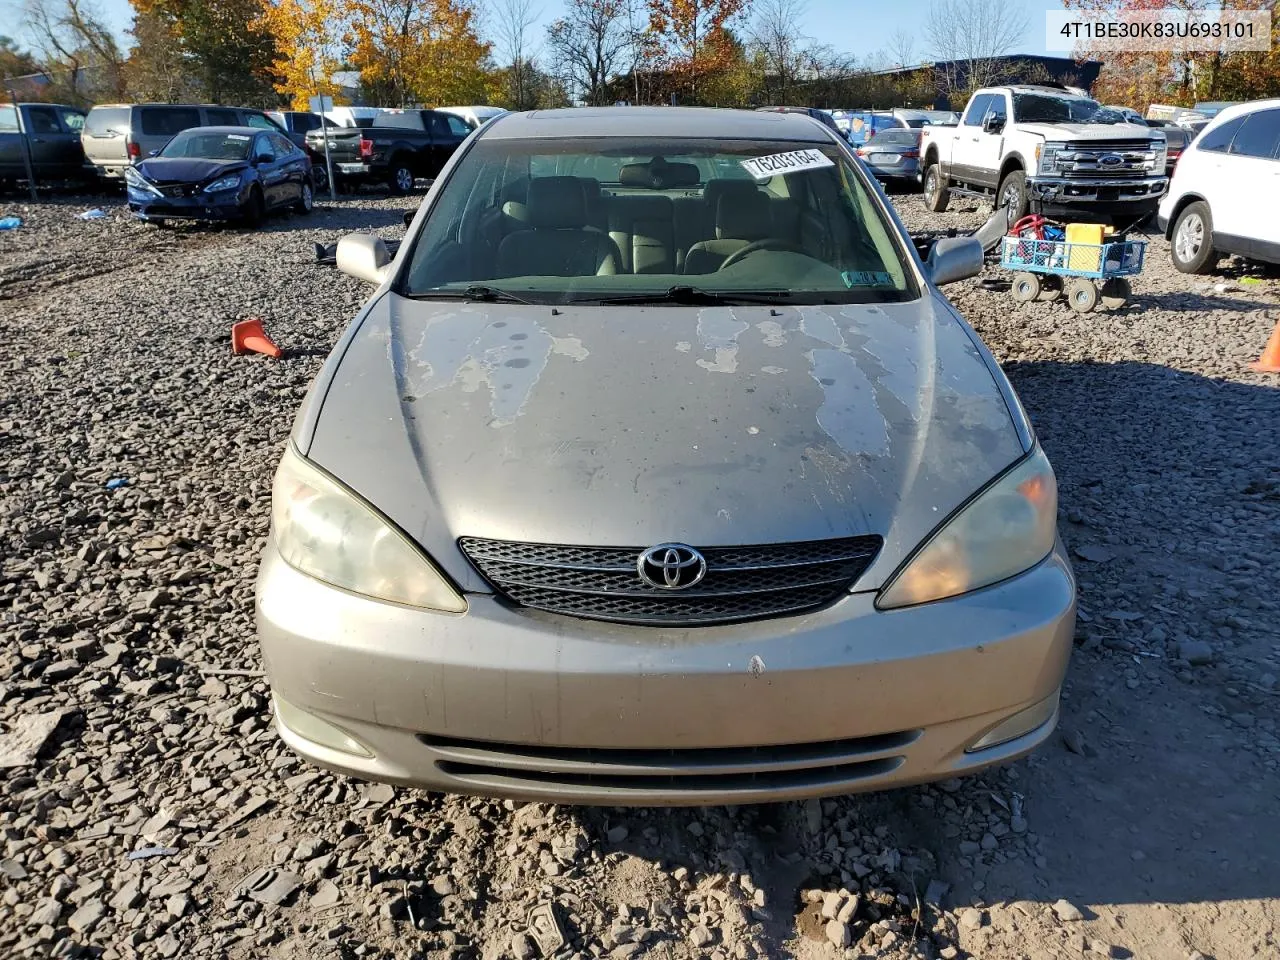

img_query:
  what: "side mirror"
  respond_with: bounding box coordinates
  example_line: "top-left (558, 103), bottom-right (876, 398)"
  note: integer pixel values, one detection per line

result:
top-left (336, 233), bottom-right (391, 285)
top-left (982, 114), bottom-right (1004, 134)
top-left (927, 236), bottom-right (984, 286)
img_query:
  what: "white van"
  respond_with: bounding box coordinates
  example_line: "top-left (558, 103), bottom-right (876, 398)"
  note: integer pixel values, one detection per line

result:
top-left (323, 107), bottom-right (386, 128)
top-left (437, 106), bottom-right (508, 130)
top-left (1158, 98), bottom-right (1280, 272)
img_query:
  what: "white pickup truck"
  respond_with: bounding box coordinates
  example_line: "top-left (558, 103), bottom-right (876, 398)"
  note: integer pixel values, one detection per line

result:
top-left (920, 85), bottom-right (1169, 224)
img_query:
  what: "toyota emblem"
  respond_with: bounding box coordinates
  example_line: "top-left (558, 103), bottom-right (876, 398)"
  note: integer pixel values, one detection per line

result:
top-left (637, 543), bottom-right (707, 590)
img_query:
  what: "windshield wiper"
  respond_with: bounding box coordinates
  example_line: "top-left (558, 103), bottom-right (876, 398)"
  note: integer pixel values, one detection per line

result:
top-left (407, 285), bottom-right (539, 305)
top-left (584, 285), bottom-right (796, 306)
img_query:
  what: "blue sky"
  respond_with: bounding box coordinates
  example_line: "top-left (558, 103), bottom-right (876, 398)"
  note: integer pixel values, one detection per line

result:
top-left (7, 0), bottom-right (1064, 63)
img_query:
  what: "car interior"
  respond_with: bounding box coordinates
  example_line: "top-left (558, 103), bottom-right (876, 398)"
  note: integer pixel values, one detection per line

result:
top-left (405, 147), bottom-right (910, 297)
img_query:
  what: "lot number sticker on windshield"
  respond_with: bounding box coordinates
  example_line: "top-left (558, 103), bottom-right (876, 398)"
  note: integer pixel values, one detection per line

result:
top-left (227, 134), bottom-right (250, 140)
top-left (740, 149), bottom-right (833, 180)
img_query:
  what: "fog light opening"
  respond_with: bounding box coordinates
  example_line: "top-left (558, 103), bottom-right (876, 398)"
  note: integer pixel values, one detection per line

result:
top-left (965, 691), bottom-right (1060, 753)
top-left (274, 695), bottom-right (373, 758)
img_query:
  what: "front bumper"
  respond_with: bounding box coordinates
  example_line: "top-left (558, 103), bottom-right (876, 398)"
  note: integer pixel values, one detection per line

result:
top-left (128, 187), bottom-right (244, 221)
top-left (256, 540), bottom-right (1077, 805)
top-left (1028, 175), bottom-right (1167, 206)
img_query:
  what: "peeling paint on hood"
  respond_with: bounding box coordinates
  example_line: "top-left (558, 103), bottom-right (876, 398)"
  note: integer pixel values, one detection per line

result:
top-left (308, 296), bottom-right (1025, 593)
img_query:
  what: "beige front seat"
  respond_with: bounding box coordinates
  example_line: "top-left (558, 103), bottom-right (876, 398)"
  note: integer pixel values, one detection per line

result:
top-left (683, 190), bottom-right (773, 274)
top-left (496, 177), bottom-right (622, 278)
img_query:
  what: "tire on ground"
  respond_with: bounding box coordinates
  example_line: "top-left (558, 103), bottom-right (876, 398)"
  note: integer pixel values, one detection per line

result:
top-left (1012, 271), bottom-right (1042, 303)
top-left (1170, 200), bottom-right (1218, 274)
top-left (923, 163), bottom-right (950, 212)
top-left (1065, 277), bottom-right (1099, 313)
top-left (998, 169), bottom-right (1029, 226)
top-left (1100, 277), bottom-right (1131, 309)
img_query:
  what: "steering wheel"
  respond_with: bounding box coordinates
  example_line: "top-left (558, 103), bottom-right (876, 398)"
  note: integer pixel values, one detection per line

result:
top-left (718, 238), bottom-right (810, 270)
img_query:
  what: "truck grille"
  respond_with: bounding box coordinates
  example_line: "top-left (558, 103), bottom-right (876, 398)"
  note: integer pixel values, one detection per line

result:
top-left (458, 536), bottom-right (882, 626)
top-left (1058, 140), bottom-right (1161, 178)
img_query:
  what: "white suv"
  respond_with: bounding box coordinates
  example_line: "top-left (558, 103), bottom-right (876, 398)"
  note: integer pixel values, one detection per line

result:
top-left (1158, 99), bottom-right (1280, 272)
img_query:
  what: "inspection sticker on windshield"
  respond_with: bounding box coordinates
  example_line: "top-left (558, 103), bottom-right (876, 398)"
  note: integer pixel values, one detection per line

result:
top-left (740, 149), bottom-right (833, 180)
top-left (843, 270), bottom-right (895, 288)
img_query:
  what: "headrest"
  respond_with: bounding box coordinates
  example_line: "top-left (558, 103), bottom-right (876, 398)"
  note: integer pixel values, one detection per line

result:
top-left (703, 178), bottom-right (762, 211)
top-left (527, 176), bottom-right (587, 228)
top-left (618, 159), bottom-right (701, 189)
top-left (716, 190), bottom-right (772, 241)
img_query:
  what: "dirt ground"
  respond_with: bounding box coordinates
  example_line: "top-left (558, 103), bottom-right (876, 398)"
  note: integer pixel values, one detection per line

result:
top-left (0, 189), bottom-right (1277, 960)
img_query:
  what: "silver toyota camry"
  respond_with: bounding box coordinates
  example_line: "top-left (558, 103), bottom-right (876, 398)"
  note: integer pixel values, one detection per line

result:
top-left (257, 107), bottom-right (1075, 806)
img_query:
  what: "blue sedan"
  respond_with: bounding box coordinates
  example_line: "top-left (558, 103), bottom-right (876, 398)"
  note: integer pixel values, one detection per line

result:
top-left (126, 126), bottom-right (314, 226)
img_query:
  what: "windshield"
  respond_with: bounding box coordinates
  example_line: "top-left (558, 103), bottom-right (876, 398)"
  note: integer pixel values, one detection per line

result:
top-left (1013, 94), bottom-right (1124, 124)
top-left (160, 131), bottom-right (253, 160)
top-left (400, 137), bottom-right (916, 305)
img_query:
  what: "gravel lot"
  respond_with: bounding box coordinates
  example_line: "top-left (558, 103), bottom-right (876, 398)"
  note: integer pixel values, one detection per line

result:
top-left (1, 190), bottom-right (1277, 960)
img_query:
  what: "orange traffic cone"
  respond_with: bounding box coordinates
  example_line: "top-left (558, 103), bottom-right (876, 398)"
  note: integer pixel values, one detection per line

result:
top-left (1250, 316), bottom-right (1280, 373)
top-left (231, 318), bottom-right (283, 359)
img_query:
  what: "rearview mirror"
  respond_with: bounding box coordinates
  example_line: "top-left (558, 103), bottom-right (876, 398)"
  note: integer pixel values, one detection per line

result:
top-left (336, 233), bottom-right (391, 285)
top-left (927, 236), bottom-right (984, 286)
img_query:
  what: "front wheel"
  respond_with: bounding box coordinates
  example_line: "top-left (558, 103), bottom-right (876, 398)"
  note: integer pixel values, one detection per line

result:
top-left (998, 170), bottom-right (1029, 226)
top-left (1171, 201), bottom-right (1218, 274)
top-left (1065, 277), bottom-right (1099, 313)
top-left (241, 187), bottom-right (266, 228)
top-left (923, 163), bottom-right (950, 212)
top-left (1011, 271), bottom-right (1042, 303)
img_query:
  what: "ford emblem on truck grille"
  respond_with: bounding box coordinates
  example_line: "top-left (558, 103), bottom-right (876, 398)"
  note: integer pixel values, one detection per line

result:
top-left (1098, 154), bottom-right (1124, 167)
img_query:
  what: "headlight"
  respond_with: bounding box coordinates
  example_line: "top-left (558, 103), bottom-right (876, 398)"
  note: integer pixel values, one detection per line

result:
top-left (1038, 142), bottom-right (1066, 175)
top-left (877, 448), bottom-right (1058, 609)
top-left (1149, 140), bottom-right (1167, 171)
top-left (204, 175), bottom-right (242, 193)
top-left (271, 445), bottom-right (466, 612)
top-left (124, 167), bottom-right (159, 194)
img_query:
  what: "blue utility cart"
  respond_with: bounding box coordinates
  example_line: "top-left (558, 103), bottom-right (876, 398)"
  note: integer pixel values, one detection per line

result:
top-left (1000, 235), bottom-right (1146, 312)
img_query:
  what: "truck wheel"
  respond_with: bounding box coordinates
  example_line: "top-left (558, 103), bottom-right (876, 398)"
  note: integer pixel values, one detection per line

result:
top-left (1036, 275), bottom-right (1063, 301)
top-left (923, 163), bottom-right (950, 212)
top-left (1011, 272), bottom-right (1041, 302)
top-left (390, 159), bottom-right (415, 195)
top-left (998, 170), bottom-right (1028, 226)
top-left (1100, 277), bottom-right (1131, 309)
top-left (1171, 201), bottom-right (1218, 274)
top-left (1065, 277), bottom-right (1099, 313)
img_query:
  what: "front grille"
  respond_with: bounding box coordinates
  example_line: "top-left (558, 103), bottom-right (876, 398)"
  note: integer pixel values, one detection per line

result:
top-left (421, 730), bottom-right (917, 796)
top-left (159, 184), bottom-right (195, 197)
top-left (1059, 139), bottom-right (1160, 179)
top-left (459, 535), bottom-right (881, 626)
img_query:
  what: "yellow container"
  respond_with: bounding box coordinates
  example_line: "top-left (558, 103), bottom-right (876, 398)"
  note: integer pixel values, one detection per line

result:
top-left (1066, 223), bottom-right (1108, 271)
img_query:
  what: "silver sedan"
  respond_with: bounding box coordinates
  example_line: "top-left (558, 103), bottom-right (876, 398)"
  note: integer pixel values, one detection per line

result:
top-left (256, 107), bottom-right (1075, 806)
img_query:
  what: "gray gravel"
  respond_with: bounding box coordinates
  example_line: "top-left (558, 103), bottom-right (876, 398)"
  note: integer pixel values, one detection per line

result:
top-left (1, 190), bottom-right (1277, 960)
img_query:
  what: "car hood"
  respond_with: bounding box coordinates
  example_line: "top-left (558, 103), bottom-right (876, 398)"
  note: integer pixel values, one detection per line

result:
top-left (304, 296), bottom-right (1027, 593)
top-left (135, 158), bottom-right (248, 184)
top-left (1017, 120), bottom-right (1156, 141)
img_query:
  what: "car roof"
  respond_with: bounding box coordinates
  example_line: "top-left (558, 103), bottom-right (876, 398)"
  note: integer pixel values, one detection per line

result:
top-left (481, 107), bottom-right (834, 142)
top-left (175, 126), bottom-right (266, 135)
top-left (1210, 98), bottom-right (1280, 124)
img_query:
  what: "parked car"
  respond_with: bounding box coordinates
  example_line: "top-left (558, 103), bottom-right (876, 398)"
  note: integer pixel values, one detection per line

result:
top-left (754, 106), bottom-right (844, 137)
top-left (1153, 125), bottom-right (1189, 175)
top-left (919, 85), bottom-right (1169, 224)
top-left (303, 107), bottom-right (472, 193)
top-left (323, 106), bottom-right (386, 128)
top-left (82, 103), bottom-right (293, 181)
top-left (258, 106), bottom-right (1075, 805)
top-left (855, 128), bottom-right (922, 187)
top-left (268, 110), bottom-right (340, 190)
top-left (0, 102), bottom-right (91, 189)
top-left (1157, 99), bottom-right (1280, 272)
top-left (841, 111), bottom-right (904, 147)
top-left (125, 126), bottom-right (313, 226)
top-left (1104, 105), bottom-right (1147, 125)
top-left (891, 108), bottom-right (961, 128)
top-left (437, 105), bottom-right (508, 130)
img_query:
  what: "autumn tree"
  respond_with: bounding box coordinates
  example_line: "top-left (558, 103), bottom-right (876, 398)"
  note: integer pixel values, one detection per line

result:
top-left (1, 36), bottom-right (42, 81)
top-left (130, 0), bottom-right (280, 104)
top-left (124, 11), bottom-right (203, 101)
top-left (646, 0), bottom-right (750, 103)
top-left (492, 0), bottom-right (542, 109)
top-left (545, 0), bottom-right (632, 105)
top-left (749, 0), bottom-right (807, 103)
top-left (254, 0), bottom-right (342, 108)
top-left (344, 0), bottom-right (489, 106)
